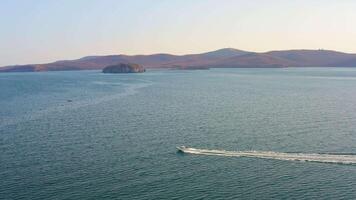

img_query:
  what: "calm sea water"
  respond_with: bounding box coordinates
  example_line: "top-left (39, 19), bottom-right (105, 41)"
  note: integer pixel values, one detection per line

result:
top-left (1, 68), bottom-right (356, 199)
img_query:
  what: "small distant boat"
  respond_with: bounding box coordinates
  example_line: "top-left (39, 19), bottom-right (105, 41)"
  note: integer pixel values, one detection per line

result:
top-left (176, 146), bottom-right (187, 153)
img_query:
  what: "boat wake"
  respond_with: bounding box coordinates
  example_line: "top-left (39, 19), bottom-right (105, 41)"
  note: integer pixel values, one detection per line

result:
top-left (178, 147), bottom-right (356, 165)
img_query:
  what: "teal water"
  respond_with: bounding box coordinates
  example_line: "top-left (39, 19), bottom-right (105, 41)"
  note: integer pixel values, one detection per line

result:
top-left (1, 68), bottom-right (356, 199)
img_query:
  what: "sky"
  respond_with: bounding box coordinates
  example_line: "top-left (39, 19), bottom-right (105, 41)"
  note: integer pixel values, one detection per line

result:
top-left (1, 0), bottom-right (356, 66)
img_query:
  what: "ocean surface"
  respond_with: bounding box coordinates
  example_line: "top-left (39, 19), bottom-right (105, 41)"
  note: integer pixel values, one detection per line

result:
top-left (1, 68), bottom-right (356, 199)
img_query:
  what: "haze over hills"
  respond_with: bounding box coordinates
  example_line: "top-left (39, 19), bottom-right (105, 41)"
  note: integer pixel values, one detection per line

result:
top-left (2, 48), bottom-right (356, 72)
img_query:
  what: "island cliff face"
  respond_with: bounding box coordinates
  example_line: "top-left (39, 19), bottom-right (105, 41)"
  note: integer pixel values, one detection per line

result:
top-left (102, 63), bottom-right (145, 73)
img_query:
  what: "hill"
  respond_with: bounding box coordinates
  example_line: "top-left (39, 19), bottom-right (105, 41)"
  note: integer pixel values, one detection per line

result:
top-left (1, 48), bottom-right (356, 72)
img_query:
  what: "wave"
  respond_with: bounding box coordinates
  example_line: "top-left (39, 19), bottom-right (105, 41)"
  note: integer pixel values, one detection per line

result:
top-left (179, 147), bottom-right (356, 165)
top-left (306, 76), bottom-right (356, 80)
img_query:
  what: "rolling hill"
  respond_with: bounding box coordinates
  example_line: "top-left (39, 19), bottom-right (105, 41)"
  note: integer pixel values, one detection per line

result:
top-left (1, 48), bottom-right (356, 72)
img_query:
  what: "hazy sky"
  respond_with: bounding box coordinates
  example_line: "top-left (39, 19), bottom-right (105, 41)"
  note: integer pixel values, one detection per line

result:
top-left (1, 0), bottom-right (356, 66)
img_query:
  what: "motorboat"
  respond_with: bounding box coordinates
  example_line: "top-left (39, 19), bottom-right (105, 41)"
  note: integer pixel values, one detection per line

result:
top-left (176, 146), bottom-right (187, 153)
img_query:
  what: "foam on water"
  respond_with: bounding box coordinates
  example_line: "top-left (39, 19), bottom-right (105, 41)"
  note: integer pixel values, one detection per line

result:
top-left (180, 147), bottom-right (356, 164)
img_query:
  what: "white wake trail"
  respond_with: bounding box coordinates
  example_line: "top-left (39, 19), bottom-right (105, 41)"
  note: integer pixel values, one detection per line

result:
top-left (179, 147), bottom-right (356, 164)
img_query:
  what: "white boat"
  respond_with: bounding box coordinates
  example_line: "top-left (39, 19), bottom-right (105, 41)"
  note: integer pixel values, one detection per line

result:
top-left (176, 146), bottom-right (187, 152)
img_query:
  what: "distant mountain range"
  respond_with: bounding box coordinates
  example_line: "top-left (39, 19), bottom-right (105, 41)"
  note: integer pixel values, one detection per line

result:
top-left (2, 48), bottom-right (356, 72)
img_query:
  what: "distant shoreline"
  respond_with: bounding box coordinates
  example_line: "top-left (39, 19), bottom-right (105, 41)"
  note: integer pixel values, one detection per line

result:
top-left (2, 48), bottom-right (356, 73)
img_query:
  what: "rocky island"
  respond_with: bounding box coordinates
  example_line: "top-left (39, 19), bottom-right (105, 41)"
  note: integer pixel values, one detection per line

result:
top-left (102, 63), bottom-right (145, 73)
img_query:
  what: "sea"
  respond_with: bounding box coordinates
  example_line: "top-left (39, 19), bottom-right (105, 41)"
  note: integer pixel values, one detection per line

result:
top-left (1, 68), bottom-right (356, 199)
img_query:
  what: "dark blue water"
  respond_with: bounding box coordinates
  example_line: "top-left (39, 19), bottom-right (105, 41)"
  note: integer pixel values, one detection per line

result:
top-left (1, 68), bottom-right (356, 199)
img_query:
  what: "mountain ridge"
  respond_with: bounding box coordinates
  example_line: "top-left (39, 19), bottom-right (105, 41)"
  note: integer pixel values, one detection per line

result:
top-left (2, 48), bottom-right (356, 72)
